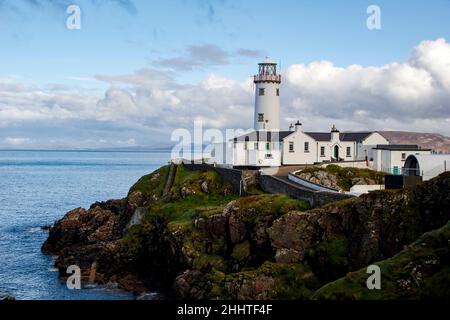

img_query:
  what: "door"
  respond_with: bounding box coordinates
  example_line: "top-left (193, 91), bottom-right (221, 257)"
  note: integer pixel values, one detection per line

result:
top-left (334, 145), bottom-right (339, 160)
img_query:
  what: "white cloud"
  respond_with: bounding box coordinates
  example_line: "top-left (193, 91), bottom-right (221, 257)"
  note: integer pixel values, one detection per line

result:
top-left (283, 38), bottom-right (450, 132)
top-left (1, 38), bottom-right (450, 148)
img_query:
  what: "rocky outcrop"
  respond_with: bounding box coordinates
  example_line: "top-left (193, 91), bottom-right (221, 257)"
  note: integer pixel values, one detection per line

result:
top-left (296, 165), bottom-right (385, 191)
top-left (0, 291), bottom-right (15, 301)
top-left (42, 163), bottom-right (450, 300)
top-left (313, 221), bottom-right (450, 299)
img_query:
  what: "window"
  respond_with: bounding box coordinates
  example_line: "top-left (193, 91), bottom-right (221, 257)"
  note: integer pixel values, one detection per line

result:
top-left (254, 142), bottom-right (259, 150)
top-left (276, 88), bottom-right (280, 96)
top-left (304, 142), bottom-right (309, 153)
top-left (265, 154), bottom-right (273, 159)
top-left (402, 153), bottom-right (406, 160)
top-left (346, 146), bottom-right (351, 157)
top-left (259, 88), bottom-right (265, 96)
top-left (289, 141), bottom-right (294, 152)
top-left (265, 142), bottom-right (270, 151)
top-left (258, 113), bottom-right (264, 122)
top-left (320, 146), bottom-right (325, 157)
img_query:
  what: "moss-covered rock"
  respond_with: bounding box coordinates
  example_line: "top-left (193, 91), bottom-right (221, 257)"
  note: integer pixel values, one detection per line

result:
top-left (296, 165), bottom-right (385, 191)
top-left (312, 221), bottom-right (450, 300)
top-left (43, 164), bottom-right (450, 300)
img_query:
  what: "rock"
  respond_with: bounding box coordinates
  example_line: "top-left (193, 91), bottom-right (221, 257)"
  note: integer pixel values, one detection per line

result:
top-left (229, 214), bottom-right (247, 244)
top-left (126, 207), bottom-right (147, 230)
top-left (173, 270), bottom-right (211, 300)
top-left (201, 181), bottom-right (209, 193)
top-left (274, 248), bottom-right (302, 264)
top-left (181, 187), bottom-right (195, 198)
top-left (269, 212), bottom-right (317, 262)
top-left (0, 291), bottom-right (15, 301)
top-left (241, 170), bottom-right (259, 192)
top-left (128, 191), bottom-right (145, 208)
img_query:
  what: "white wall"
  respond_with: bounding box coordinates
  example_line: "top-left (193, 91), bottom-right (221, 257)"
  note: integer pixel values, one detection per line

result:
top-left (373, 149), bottom-right (431, 174)
top-left (358, 132), bottom-right (389, 161)
top-left (233, 141), bottom-right (281, 167)
top-left (254, 82), bottom-right (280, 131)
top-left (282, 131), bottom-right (317, 165)
top-left (282, 131), bottom-right (360, 165)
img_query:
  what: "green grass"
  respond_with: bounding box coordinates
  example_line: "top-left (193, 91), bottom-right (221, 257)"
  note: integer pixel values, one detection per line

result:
top-left (231, 241), bottom-right (251, 261)
top-left (152, 194), bottom-right (238, 230)
top-left (193, 254), bottom-right (227, 272)
top-left (170, 164), bottom-right (228, 198)
top-left (128, 165), bottom-right (170, 197)
top-left (234, 194), bottom-right (310, 223)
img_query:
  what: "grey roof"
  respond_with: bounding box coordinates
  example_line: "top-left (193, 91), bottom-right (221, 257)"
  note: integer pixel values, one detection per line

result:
top-left (233, 131), bottom-right (377, 143)
top-left (374, 144), bottom-right (432, 151)
top-left (339, 132), bottom-right (374, 142)
top-left (303, 131), bottom-right (374, 142)
top-left (233, 131), bottom-right (292, 142)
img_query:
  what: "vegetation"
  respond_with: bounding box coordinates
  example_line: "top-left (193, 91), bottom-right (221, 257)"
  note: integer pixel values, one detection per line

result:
top-left (297, 164), bottom-right (385, 191)
top-left (128, 165), bottom-right (170, 197)
top-left (312, 221), bottom-right (450, 300)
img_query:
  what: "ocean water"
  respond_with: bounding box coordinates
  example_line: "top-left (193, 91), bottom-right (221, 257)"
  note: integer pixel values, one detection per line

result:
top-left (0, 150), bottom-right (169, 300)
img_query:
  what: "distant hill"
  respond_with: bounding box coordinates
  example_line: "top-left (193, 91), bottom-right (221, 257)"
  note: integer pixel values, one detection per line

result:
top-left (380, 131), bottom-right (450, 154)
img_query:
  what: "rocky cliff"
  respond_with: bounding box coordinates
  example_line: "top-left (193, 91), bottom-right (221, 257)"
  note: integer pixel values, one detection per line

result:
top-left (42, 165), bottom-right (450, 299)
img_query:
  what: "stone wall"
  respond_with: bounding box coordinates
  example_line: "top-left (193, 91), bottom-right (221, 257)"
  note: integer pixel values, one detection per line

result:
top-left (183, 163), bottom-right (255, 196)
top-left (184, 163), bottom-right (352, 208)
top-left (260, 174), bottom-right (352, 208)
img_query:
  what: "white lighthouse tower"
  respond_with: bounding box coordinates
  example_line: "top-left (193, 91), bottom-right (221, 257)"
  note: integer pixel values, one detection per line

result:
top-left (253, 57), bottom-right (281, 131)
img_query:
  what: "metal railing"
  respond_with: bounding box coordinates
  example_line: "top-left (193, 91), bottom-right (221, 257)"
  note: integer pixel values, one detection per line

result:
top-left (254, 74), bottom-right (281, 82)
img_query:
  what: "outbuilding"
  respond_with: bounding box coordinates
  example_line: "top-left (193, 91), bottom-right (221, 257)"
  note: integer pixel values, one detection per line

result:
top-left (372, 145), bottom-right (432, 175)
top-left (403, 154), bottom-right (450, 181)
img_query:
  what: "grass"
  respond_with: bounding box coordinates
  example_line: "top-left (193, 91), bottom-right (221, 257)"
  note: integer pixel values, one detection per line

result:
top-left (128, 165), bottom-right (170, 197)
top-left (231, 241), bottom-right (251, 261)
top-left (235, 194), bottom-right (310, 222)
top-left (152, 194), bottom-right (238, 230)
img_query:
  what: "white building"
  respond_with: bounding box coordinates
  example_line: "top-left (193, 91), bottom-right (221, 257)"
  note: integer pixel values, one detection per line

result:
top-left (372, 145), bottom-right (432, 175)
top-left (403, 154), bottom-right (450, 180)
top-left (231, 125), bottom-right (389, 167)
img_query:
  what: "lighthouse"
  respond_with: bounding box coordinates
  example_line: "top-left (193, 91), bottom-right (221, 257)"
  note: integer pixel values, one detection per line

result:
top-left (253, 57), bottom-right (281, 131)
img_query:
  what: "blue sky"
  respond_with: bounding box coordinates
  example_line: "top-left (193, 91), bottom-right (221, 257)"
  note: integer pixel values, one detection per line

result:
top-left (1, 0), bottom-right (450, 148)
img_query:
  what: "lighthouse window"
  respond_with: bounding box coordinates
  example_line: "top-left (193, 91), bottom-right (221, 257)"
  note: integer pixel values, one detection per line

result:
top-left (276, 88), bottom-right (280, 96)
top-left (259, 88), bottom-right (265, 96)
top-left (304, 142), bottom-right (309, 153)
top-left (258, 113), bottom-right (264, 122)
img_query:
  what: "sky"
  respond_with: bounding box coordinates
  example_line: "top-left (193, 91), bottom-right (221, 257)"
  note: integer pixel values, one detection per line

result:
top-left (0, 0), bottom-right (450, 148)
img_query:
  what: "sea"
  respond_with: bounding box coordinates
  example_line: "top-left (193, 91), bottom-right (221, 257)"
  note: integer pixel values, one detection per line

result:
top-left (0, 150), bottom-right (169, 300)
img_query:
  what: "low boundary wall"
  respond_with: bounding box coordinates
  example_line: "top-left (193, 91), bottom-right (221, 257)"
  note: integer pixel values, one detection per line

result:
top-left (259, 175), bottom-right (352, 208)
top-left (183, 163), bottom-right (353, 208)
